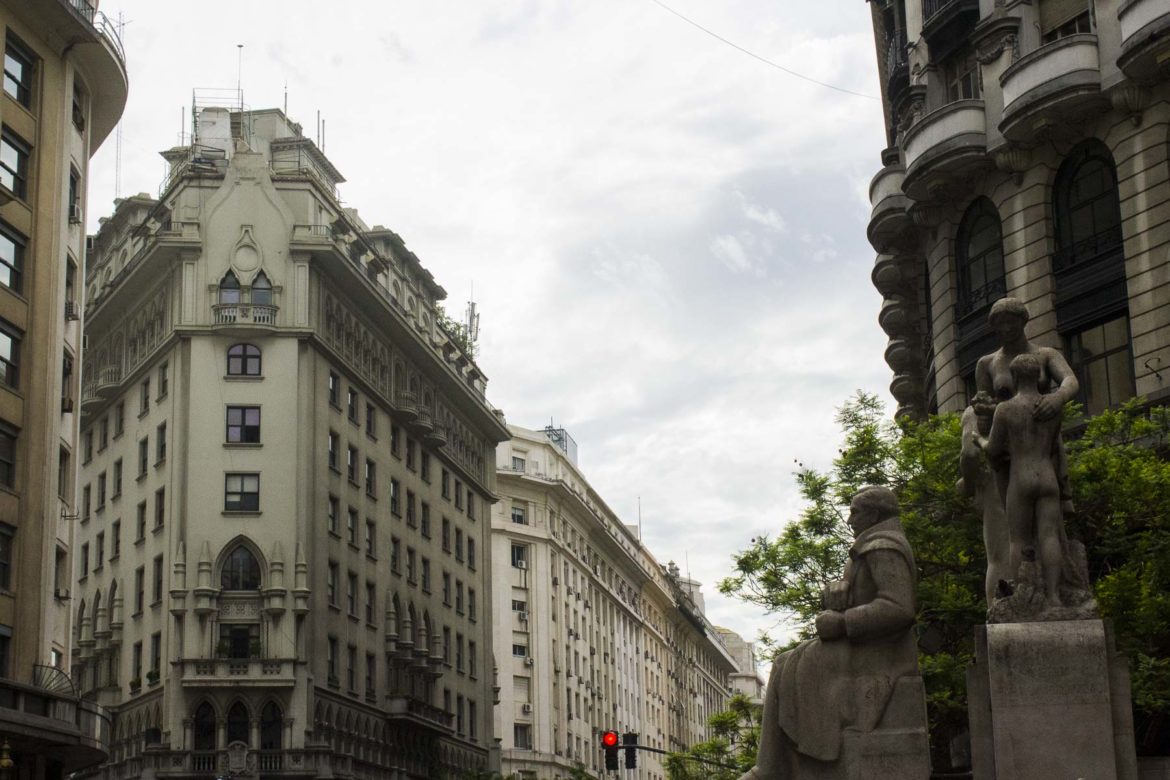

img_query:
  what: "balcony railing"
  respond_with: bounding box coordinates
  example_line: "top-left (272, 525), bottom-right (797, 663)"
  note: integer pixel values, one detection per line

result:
top-left (1052, 225), bottom-right (1123, 274)
top-left (191, 752), bottom-right (216, 772)
top-left (58, 1), bottom-right (125, 64)
top-left (956, 276), bottom-right (1008, 320)
top-left (212, 303), bottom-right (278, 327)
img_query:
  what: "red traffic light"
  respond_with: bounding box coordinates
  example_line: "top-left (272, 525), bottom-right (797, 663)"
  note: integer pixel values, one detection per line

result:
top-left (601, 730), bottom-right (620, 748)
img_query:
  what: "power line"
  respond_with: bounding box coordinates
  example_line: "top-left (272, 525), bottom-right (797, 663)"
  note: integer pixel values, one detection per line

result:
top-left (646, 0), bottom-right (879, 100)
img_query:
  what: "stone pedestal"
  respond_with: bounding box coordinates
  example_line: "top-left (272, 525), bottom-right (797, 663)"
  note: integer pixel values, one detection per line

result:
top-left (968, 620), bottom-right (1138, 780)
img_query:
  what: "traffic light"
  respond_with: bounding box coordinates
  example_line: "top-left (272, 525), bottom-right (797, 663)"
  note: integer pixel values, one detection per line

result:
top-left (623, 732), bottom-right (638, 769)
top-left (601, 730), bottom-right (620, 770)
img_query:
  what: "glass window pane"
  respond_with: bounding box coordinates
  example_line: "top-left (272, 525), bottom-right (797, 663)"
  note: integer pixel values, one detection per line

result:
top-left (1103, 316), bottom-right (1128, 349)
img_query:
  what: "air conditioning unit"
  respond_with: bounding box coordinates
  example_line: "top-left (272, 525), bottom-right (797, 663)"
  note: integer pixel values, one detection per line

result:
top-left (64, 301), bottom-right (80, 321)
top-left (54, 587), bottom-right (70, 601)
top-left (518, 611), bottom-right (528, 622)
top-left (522, 703), bottom-right (532, 714)
top-left (61, 397), bottom-right (74, 414)
top-left (516, 560), bottom-right (527, 569)
top-left (524, 657), bottom-right (534, 667)
top-left (69, 202), bottom-right (83, 224)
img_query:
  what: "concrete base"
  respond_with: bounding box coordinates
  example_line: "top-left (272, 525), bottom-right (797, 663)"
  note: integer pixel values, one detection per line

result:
top-left (842, 676), bottom-right (932, 780)
top-left (968, 619), bottom-right (1138, 780)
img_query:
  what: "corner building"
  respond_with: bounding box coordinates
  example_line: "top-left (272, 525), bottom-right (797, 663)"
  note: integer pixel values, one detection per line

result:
top-left (73, 104), bottom-right (508, 778)
top-left (492, 426), bottom-right (738, 780)
top-left (0, 0), bottom-right (125, 775)
top-left (865, 0), bottom-right (1170, 417)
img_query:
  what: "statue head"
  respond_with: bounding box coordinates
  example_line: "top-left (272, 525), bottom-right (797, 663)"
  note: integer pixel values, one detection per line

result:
top-left (848, 486), bottom-right (900, 534)
top-left (988, 297), bottom-right (1030, 344)
top-left (1009, 352), bottom-right (1042, 389)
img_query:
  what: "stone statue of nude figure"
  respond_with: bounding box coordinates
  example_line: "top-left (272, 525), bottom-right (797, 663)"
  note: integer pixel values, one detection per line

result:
top-left (977, 353), bottom-right (1064, 606)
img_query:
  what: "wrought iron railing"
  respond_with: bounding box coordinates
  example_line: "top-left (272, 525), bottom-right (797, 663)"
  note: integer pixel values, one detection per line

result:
top-left (956, 276), bottom-right (1007, 319)
top-left (1052, 225), bottom-right (1124, 273)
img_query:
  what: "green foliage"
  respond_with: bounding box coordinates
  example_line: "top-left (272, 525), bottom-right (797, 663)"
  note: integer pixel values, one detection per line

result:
top-left (718, 392), bottom-right (1170, 765)
top-left (664, 694), bottom-right (761, 780)
top-left (436, 306), bottom-right (477, 359)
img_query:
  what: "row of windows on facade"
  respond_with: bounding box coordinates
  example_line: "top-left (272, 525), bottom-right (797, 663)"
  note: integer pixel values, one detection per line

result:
top-left (325, 554), bottom-right (478, 622)
top-left (327, 494), bottom-right (477, 570)
top-left (949, 139), bottom-right (1136, 414)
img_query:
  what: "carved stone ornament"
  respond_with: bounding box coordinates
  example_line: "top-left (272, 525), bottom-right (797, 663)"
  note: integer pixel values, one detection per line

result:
top-left (976, 33), bottom-right (1017, 65)
top-left (1109, 83), bottom-right (1148, 125)
top-left (994, 146), bottom-right (1031, 175)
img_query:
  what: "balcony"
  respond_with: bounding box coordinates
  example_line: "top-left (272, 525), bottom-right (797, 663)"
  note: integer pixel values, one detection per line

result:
top-left (396, 389), bottom-right (419, 420)
top-left (423, 424), bottom-right (448, 449)
top-left (921, 0), bottom-right (981, 50)
top-left (871, 255), bottom-right (917, 298)
top-left (412, 406), bottom-right (435, 435)
top-left (291, 223), bottom-right (332, 244)
top-left (1000, 34), bottom-right (1103, 143)
top-left (885, 336), bottom-right (923, 374)
top-left (1117, 0), bottom-right (1170, 79)
top-left (901, 100), bottom-right (988, 201)
top-left (178, 657), bottom-right (296, 688)
top-left (0, 665), bottom-right (110, 773)
top-left (867, 163), bottom-right (913, 252)
top-left (879, 296), bottom-right (916, 338)
top-left (385, 694), bottom-right (454, 734)
top-left (95, 365), bottom-right (121, 396)
top-left (211, 303), bottom-right (279, 333)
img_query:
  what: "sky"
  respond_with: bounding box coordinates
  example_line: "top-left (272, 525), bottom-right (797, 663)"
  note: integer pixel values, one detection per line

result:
top-left (88, 0), bottom-right (894, 661)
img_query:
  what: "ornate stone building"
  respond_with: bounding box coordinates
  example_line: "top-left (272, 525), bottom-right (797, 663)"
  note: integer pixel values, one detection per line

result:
top-left (865, 0), bottom-right (1170, 417)
top-left (73, 102), bottom-right (508, 778)
top-left (0, 0), bottom-right (125, 776)
top-left (492, 425), bottom-right (738, 780)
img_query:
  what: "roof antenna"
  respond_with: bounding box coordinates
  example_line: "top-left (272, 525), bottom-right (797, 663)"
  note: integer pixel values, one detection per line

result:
top-left (283, 80), bottom-right (288, 115)
top-left (637, 496), bottom-right (642, 541)
top-left (236, 44), bottom-right (244, 106)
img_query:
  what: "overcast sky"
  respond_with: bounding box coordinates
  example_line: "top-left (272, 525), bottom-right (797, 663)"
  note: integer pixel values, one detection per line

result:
top-left (89, 0), bottom-right (893, 658)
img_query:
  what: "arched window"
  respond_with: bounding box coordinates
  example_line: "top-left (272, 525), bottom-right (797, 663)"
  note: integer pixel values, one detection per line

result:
top-left (226, 702), bottom-right (250, 745)
top-left (1053, 141), bottom-right (1123, 272)
top-left (956, 198), bottom-right (1005, 318)
top-left (226, 344), bottom-right (261, 376)
top-left (221, 545), bottom-right (261, 590)
top-left (251, 271), bottom-right (272, 306)
top-left (260, 702), bottom-right (283, 749)
top-left (219, 271), bottom-right (241, 305)
top-left (193, 702), bottom-right (216, 750)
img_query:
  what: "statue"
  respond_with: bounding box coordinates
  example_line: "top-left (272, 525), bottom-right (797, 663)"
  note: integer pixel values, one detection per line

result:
top-left (739, 486), bottom-right (929, 780)
top-left (961, 297), bottom-right (1094, 619)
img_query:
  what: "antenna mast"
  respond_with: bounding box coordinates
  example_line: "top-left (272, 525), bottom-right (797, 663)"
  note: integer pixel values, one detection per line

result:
top-left (464, 284), bottom-right (480, 358)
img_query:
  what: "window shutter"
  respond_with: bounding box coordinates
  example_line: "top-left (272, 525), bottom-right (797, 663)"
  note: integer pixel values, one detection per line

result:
top-left (1039, 0), bottom-right (1089, 35)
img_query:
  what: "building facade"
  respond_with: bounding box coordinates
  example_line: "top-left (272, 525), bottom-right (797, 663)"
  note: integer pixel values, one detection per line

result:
top-left (0, 0), bottom-right (125, 776)
top-left (73, 103), bottom-right (508, 778)
top-left (713, 628), bottom-right (764, 704)
top-left (865, 0), bottom-right (1170, 418)
top-left (492, 426), bottom-right (738, 780)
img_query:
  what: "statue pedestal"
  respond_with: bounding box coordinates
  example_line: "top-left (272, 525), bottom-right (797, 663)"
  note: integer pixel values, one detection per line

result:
top-left (967, 620), bottom-right (1138, 780)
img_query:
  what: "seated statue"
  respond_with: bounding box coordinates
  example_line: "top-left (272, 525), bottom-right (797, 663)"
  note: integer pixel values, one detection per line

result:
top-left (739, 486), bottom-right (930, 780)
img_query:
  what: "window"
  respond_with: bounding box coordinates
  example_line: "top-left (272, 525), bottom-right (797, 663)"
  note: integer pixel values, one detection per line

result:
top-left (512, 456), bottom-right (526, 472)
top-left (365, 581), bottom-right (375, 623)
top-left (469, 700), bottom-right (477, 739)
top-left (442, 517), bottom-right (451, 552)
top-left (97, 472), bottom-right (106, 508)
top-left (157, 361), bottom-right (168, 398)
top-left (347, 388), bottom-right (358, 422)
top-left (443, 628), bottom-right (451, 663)
top-left (155, 422), bottom-right (167, 463)
top-left (390, 424), bottom-right (400, 457)
top-left (111, 458), bottom-right (122, 497)
top-left (365, 403), bottom-right (376, 437)
top-left (3, 38), bottom-right (33, 107)
top-left (132, 642), bottom-right (142, 684)
top-left (347, 572), bottom-right (357, 615)
top-left (152, 555), bottom-right (163, 603)
top-left (136, 502), bottom-right (146, 541)
top-left (454, 480), bottom-right (463, 510)
top-left (365, 518), bottom-right (376, 556)
top-left (944, 48), bottom-right (980, 102)
top-left (365, 652), bottom-right (376, 696)
top-left (222, 546), bottom-right (261, 590)
top-left (390, 479), bottom-right (401, 516)
top-left (421, 502), bottom-right (431, 538)
top-left (406, 439), bottom-right (416, 470)
top-left (365, 459), bottom-right (376, 496)
top-left (421, 557), bottom-right (431, 592)
top-left (468, 588), bottom-right (476, 621)
top-left (224, 405), bottom-right (262, 444)
top-left (224, 473), bottom-right (260, 511)
top-left (83, 431), bottom-right (93, 463)
top-left (251, 271), bottom-right (272, 305)
top-left (512, 644), bottom-right (528, 658)
top-left (0, 130), bottom-right (29, 200)
top-left (442, 469), bottom-right (450, 499)
top-left (137, 437), bottom-right (148, 476)
top-left (512, 599), bottom-right (528, 612)
top-left (328, 371), bottom-right (340, 407)
top-left (327, 431), bottom-right (339, 470)
top-left (443, 572), bottom-right (451, 604)
top-left (514, 724), bottom-right (532, 750)
top-left (406, 491), bottom-right (416, 527)
top-left (1054, 142), bottom-right (1123, 270)
top-left (468, 537), bottom-right (476, 570)
top-left (227, 344), bottom-right (261, 376)
top-left (457, 694), bottom-right (464, 733)
top-left (1040, 0), bottom-right (1092, 42)
top-left (956, 198), bottom-right (1005, 319)
top-left (347, 645), bottom-right (357, 691)
top-left (68, 169), bottom-right (79, 222)
top-left (467, 493), bottom-right (476, 521)
top-left (456, 633), bottom-right (464, 673)
top-left (80, 543), bottom-right (89, 578)
top-left (327, 562), bottom-right (338, 606)
top-left (346, 445), bottom-right (357, 483)
top-left (139, 379), bottom-right (150, 415)
top-left (134, 566), bottom-right (144, 613)
top-left (327, 637), bottom-right (338, 683)
top-left (468, 640), bottom-right (477, 677)
top-left (0, 223), bottom-right (26, 293)
top-left (421, 452), bottom-right (430, 482)
top-left (72, 83), bottom-right (86, 130)
top-left (455, 580), bottom-right (464, 614)
top-left (327, 495), bottom-right (339, 535)
top-left (154, 487), bottom-right (166, 527)
top-left (81, 484), bottom-right (90, 521)
top-left (455, 529), bottom-right (464, 562)
top-left (219, 271), bottom-right (241, 305)
top-left (347, 507), bottom-right (358, 545)
top-left (218, 623), bottom-right (260, 660)
top-left (111, 521), bottom-right (120, 558)
top-left (1066, 316), bottom-right (1136, 415)
top-left (407, 547), bottom-right (416, 583)
top-left (512, 506), bottom-right (527, 525)
top-left (511, 544), bottom-right (528, 568)
top-left (390, 537), bottom-right (401, 573)
top-left (58, 447), bottom-right (69, 499)
top-left (114, 402), bottom-right (125, 437)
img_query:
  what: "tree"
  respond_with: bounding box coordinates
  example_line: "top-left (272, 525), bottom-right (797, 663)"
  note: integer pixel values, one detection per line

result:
top-left (664, 693), bottom-right (762, 780)
top-left (719, 393), bottom-right (1170, 768)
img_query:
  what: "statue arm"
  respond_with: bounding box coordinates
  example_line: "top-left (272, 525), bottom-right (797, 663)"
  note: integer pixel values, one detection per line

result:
top-left (1035, 348), bottom-right (1080, 420)
top-left (983, 406), bottom-right (1009, 465)
top-left (958, 407), bottom-right (982, 496)
top-left (843, 550), bottom-right (916, 640)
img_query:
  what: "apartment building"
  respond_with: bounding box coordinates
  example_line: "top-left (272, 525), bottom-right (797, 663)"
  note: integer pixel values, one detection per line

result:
top-left (0, 0), bottom-right (125, 776)
top-left (493, 425), bottom-right (738, 780)
top-left (73, 101), bottom-right (508, 778)
top-left (865, 0), bottom-right (1170, 417)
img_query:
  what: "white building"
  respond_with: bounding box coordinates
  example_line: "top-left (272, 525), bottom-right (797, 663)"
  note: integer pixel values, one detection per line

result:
top-left (73, 100), bottom-right (509, 778)
top-left (492, 425), bottom-right (739, 780)
top-left (713, 628), bottom-right (764, 704)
